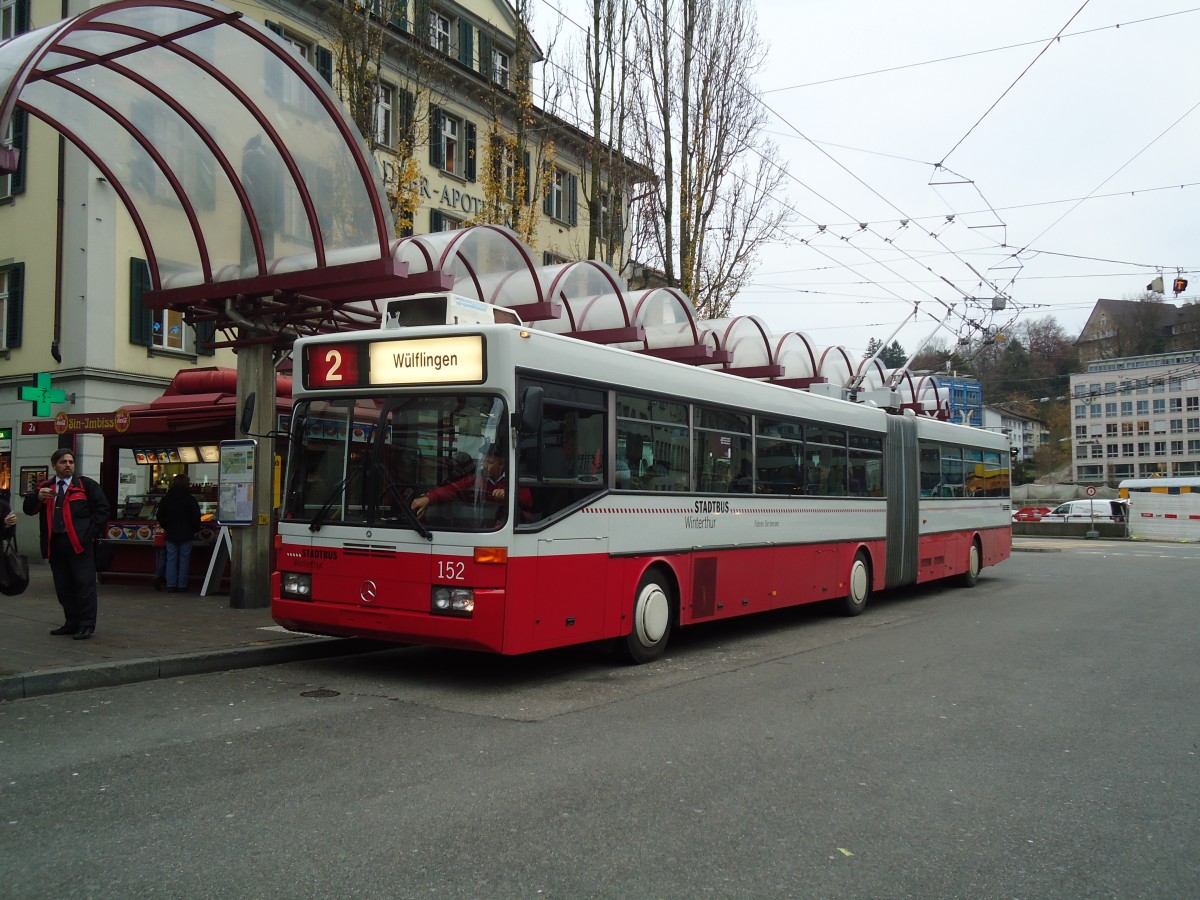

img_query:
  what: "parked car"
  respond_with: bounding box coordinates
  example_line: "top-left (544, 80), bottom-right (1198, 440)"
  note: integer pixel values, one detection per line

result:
top-left (1038, 499), bottom-right (1128, 523)
top-left (1012, 505), bottom-right (1052, 522)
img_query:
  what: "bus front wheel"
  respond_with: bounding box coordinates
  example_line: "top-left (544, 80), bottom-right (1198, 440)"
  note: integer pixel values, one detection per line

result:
top-left (621, 569), bottom-right (673, 664)
top-left (842, 552), bottom-right (871, 617)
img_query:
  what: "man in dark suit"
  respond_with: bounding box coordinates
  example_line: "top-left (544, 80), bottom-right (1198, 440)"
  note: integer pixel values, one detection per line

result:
top-left (23, 448), bottom-right (110, 639)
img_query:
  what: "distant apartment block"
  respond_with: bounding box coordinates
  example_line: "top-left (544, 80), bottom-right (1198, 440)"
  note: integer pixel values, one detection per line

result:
top-left (1071, 350), bottom-right (1200, 485)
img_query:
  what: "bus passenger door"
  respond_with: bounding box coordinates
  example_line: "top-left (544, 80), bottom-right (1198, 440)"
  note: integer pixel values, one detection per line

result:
top-left (533, 536), bottom-right (608, 650)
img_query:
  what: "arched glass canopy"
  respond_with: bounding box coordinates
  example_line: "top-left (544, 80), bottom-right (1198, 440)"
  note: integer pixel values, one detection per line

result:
top-left (0, 0), bottom-right (435, 343)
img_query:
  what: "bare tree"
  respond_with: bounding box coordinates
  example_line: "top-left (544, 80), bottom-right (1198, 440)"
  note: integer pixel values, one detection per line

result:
top-left (630, 0), bottom-right (791, 318)
top-left (580, 0), bottom-right (638, 270)
top-left (472, 0), bottom-right (568, 246)
top-left (327, 0), bottom-right (432, 236)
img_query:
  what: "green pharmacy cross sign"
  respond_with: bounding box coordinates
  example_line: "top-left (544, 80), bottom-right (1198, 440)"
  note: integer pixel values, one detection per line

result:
top-left (20, 372), bottom-right (70, 417)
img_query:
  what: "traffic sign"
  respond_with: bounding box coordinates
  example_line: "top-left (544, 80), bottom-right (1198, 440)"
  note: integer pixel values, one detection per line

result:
top-left (1086, 486), bottom-right (1096, 497)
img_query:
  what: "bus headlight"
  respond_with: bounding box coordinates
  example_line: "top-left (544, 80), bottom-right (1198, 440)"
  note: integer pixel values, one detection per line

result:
top-left (431, 587), bottom-right (474, 617)
top-left (281, 572), bottom-right (312, 599)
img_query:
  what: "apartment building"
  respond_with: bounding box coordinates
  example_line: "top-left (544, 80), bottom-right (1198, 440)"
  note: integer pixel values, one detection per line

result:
top-left (1070, 350), bottom-right (1200, 485)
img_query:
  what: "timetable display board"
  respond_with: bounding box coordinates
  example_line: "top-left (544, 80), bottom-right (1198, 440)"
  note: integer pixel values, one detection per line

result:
top-left (217, 439), bottom-right (256, 525)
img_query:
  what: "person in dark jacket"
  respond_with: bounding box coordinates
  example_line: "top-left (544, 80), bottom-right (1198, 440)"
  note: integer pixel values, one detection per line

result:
top-left (155, 473), bottom-right (202, 593)
top-left (23, 448), bottom-right (110, 639)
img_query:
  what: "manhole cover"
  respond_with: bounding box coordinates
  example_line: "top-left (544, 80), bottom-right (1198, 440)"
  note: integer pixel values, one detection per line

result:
top-left (299, 689), bottom-right (341, 699)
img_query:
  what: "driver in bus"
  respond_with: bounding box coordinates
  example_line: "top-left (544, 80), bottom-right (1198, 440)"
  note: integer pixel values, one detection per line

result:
top-left (411, 445), bottom-right (532, 519)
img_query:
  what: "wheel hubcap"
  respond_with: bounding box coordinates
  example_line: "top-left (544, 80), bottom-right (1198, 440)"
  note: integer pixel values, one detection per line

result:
top-left (636, 584), bottom-right (669, 646)
top-left (851, 561), bottom-right (868, 601)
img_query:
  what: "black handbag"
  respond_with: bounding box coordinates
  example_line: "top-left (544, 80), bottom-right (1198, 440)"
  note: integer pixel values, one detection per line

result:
top-left (0, 535), bottom-right (30, 596)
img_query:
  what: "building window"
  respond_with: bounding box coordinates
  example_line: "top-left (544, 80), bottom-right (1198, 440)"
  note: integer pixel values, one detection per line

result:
top-left (1136, 400), bottom-right (1149, 415)
top-left (1105, 402), bottom-right (1117, 416)
top-left (1075, 425), bottom-right (1087, 440)
top-left (1137, 421), bottom-right (1149, 435)
top-left (492, 48), bottom-right (510, 88)
top-left (1122, 443), bottom-right (1134, 457)
top-left (375, 82), bottom-right (395, 146)
top-left (1170, 398), bottom-right (1182, 413)
top-left (1153, 399), bottom-right (1166, 414)
top-left (1120, 401), bottom-right (1132, 416)
top-left (1106, 444), bottom-right (1118, 458)
top-left (1105, 423), bottom-right (1118, 437)
top-left (1187, 397), bottom-right (1198, 411)
top-left (544, 167), bottom-right (578, 225)
top-left (429, 209), bottom-right (464, 232)
top-left (441, 113), bottom-right (459, 174)
top-left (1188, 418), bottom-right (1200, 433)
top-left (1090, 444), bottom-right (1103, 459)
top-left (1171, 441), bottom-right (1184, 455)
top-left (428, 106), bottom-right (476, 181)
top-left (1190, 440), bottom-right (1200, 453)
top-left (430, 10), bottom-right (451, 54)
top-left (543, 251), bottom-right (571, 266)
top-left (1074, 404), bottom-right (1086, 419)
top-left (1153, 441), bottom-right (1166, 456)
top-left (1, 263), bottom-right (24, 351)
top-left (1171, 419), bottom-right (1183, 434)
top-left (0, 108), bottom-right (26, 200)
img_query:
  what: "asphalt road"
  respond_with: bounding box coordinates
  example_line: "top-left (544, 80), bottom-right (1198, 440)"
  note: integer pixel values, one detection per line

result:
top-left (2, 540), bottom-right (1197, 899)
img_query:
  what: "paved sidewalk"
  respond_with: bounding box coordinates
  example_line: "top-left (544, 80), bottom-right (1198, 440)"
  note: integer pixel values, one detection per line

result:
top-left (1, 562), bottom-right (377, 701)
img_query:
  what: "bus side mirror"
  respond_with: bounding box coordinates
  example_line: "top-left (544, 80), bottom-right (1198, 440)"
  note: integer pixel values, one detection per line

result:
top-left (516, 386), bottom-right (543, 437)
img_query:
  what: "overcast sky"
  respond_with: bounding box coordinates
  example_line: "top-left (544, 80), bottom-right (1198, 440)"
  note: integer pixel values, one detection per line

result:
top-left (538, 0), bottom-right (1199, 360)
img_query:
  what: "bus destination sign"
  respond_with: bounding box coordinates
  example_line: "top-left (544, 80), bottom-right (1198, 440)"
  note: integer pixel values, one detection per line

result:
top-left (368, 335), bottom-right (485, 386)
top-left (305, 336), bottom-right (486, 389)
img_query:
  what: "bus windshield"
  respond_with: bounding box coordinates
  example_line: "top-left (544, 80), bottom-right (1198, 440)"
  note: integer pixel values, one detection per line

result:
top-left (282, 393), bottom-right (511, 533)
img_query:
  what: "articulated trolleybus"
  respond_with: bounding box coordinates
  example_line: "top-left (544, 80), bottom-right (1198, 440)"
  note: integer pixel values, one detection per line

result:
top-left (273, 297), bottom-right (1012, 662)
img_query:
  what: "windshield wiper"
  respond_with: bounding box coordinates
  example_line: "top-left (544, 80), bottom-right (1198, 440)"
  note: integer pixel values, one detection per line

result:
top-left (308, 469), bottom-right (362, 532)
top-left (379, 479), bottom-right (433, 541)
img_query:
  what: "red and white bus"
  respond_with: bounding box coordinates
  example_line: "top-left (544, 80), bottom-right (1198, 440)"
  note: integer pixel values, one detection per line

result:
top-left (272, 307), bottom-right (1012, 662)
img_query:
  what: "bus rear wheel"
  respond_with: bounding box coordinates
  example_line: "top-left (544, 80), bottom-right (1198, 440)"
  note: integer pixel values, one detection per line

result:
top-left (959, 539), bottom-right (982, 588)
top-left (842, 552), bottom-right (871, 617)
top-left (621, 569), bottom-right (673, 664)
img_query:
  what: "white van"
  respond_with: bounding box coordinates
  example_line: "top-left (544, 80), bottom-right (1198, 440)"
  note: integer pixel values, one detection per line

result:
top-left (1039, 499), bottom-right (1128, 523)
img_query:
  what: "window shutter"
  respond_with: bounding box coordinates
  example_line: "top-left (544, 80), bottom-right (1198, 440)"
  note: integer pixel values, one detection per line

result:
top-left (567, 173), bottom-right (578, 226)
top-left (524, 151), bottom-right (531, 203)
top-left (9, 110), bottom-right (27, 195)
top-left (5, 262), bottom-right (24, 349)
top-left (465, 121), bottom-right (477, 182)
top-left (129, 258), bottom-right (153, 347)
top-left (479, 32), bottom-right (494, 80)
top-left (430, 209), bottom-right (444, 232)
top-left (543, 166), bottom-right (554, 217)
top-left (315, 47), bottom-right (333, 85)
top-left (428, 105), bottom-right (443, 167)
top-left (193, 320), bottom-right (216, 357)
top-left (399, 89), bottom-right (415, 149)
top-left (16, 0), bottom-right (30, 34)
top-left (458, 20), bottom-right (473, 67)
top-left (392, 1), bottom-right (408, 32)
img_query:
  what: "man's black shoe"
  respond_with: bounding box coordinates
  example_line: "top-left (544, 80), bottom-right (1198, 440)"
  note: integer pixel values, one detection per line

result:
top-left (73, 627), bottom-right (95, 640)
top-left (50, 625), bottom-right (78, 635)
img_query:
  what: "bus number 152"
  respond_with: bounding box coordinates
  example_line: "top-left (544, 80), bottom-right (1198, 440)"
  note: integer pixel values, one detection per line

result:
top-left (437, 560), bottom-right (466, 581)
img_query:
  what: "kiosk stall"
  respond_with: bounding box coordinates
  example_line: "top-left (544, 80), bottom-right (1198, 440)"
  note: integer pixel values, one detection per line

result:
top-left (20, 367), bottom-right (291, 587)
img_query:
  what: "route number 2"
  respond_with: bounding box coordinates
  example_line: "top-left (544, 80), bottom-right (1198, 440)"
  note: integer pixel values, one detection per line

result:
top-left (306, 343), bottom-right (359, 388)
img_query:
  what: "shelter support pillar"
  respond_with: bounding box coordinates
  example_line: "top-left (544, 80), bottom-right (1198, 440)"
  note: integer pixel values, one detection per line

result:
top-left (230, 343), bottom-right (276, 609)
